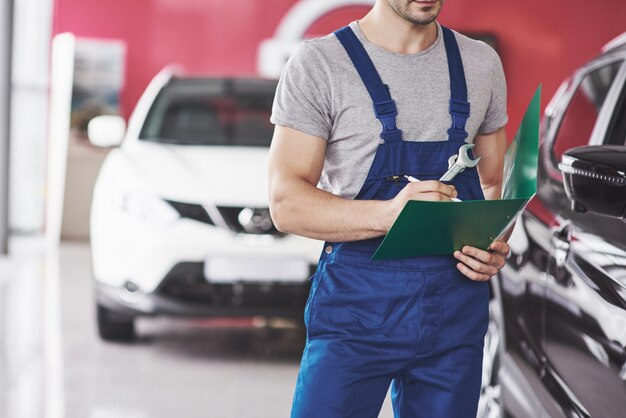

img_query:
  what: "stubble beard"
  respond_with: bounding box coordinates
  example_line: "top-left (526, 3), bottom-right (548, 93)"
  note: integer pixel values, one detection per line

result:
top-left (386, 0), bottom-right (444, 26)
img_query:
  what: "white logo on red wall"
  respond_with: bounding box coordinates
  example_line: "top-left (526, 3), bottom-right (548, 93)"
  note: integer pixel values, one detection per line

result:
top-left (257, 0), bottom-right (375, 78)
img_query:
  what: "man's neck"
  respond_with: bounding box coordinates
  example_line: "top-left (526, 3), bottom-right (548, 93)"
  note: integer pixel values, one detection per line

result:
top-left (358, 2), bottom-right (438, 55)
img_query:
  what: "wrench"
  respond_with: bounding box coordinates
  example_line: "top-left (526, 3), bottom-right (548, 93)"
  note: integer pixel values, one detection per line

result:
top-left (439, 143), bottom-right (481, 182)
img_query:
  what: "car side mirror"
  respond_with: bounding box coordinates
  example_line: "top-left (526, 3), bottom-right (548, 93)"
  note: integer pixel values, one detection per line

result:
top-left (87, 115), bottom-right (126, 147)
top-left (559, 145), bottom-right (626, 219)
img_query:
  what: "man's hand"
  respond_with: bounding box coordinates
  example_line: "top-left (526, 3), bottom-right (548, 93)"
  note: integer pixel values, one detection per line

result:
top-left (386, 181), bottom-right (457, 229)
top-left (453, 240), bottom-right (510, 281)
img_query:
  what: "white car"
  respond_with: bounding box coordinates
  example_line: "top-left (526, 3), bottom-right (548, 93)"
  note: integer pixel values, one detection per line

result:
top-left (88, 68), bottom-right (322, 341)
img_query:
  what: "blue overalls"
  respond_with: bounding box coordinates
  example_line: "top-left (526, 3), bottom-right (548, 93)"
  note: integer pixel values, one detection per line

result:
top-left (291, 25), bottom-right (489, 418)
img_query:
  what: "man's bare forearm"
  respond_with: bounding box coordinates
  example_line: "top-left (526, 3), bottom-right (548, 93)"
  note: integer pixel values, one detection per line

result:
top-left (268, 126), bottom-right (458, 242)
top-left (481, 182), bottom-right (501, 201)
top-left (270, 177), bottom-right (394, 242)
top-left (474, 127), bottom-right (512, 242)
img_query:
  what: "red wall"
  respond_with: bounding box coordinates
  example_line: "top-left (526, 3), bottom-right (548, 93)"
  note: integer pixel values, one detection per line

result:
top-left (53, 0), bottom-right (626, 139)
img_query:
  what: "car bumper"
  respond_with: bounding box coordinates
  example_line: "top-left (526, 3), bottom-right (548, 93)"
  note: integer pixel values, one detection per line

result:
top-left (91, 212), bottom-right (323, 292)
top-left (96, 261), bottom-right (313, 318)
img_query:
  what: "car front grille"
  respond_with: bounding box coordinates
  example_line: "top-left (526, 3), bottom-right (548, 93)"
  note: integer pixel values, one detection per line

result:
top-left (164, 199), bottom-right (283, 236)
top-left (165, 199), bottom-right (215, 225)
top-left (157, 262), bottom-right (311, 313)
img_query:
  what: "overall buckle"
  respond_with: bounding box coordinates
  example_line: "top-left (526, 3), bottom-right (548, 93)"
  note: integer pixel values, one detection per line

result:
top-left (449, 99), bottom-right (470, 131)
top-left (373, 100), bottom-right (398, 131)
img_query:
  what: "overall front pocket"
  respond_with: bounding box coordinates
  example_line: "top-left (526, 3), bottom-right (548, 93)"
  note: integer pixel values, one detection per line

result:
top-left (308, 260), bottom-right (425, 341)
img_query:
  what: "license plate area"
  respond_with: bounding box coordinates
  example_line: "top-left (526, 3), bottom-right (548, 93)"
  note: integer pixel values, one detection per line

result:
top-left (203, 256), bottom-right (308, 283)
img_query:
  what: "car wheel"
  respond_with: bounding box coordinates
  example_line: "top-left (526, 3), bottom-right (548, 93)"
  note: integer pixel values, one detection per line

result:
top-left (96, 304), bottom-right (136, 342)
top-left (477, 297), bottom-right (503, 418)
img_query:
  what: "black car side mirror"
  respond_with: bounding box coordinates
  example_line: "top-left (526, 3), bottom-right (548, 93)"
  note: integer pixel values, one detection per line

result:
top-left (559, 145), bottom-right (626, 219)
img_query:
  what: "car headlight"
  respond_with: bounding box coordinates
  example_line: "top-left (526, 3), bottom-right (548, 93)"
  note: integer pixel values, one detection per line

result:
top-left (120, 193), bottom-right (180, 224)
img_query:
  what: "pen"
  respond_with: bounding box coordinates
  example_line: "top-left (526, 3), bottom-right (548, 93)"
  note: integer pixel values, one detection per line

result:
top-left (403, 175), bottom-right (462, 202)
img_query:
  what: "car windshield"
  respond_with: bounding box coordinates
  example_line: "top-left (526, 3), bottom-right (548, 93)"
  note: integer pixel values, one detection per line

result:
top-left (139, 78), bottom-right (277, 147)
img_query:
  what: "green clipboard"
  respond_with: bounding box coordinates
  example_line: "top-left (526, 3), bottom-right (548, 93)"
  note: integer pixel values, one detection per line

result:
top-left (372, 85), bottom-right (541, 260)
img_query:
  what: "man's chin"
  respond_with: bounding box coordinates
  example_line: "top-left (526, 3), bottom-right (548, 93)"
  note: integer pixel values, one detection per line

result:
top-left (389, 0), bottom-right (443, 26)
top-left (407, 12), bottom-right (439, 25)
top-left (406, 3), bottom-right (441, 24)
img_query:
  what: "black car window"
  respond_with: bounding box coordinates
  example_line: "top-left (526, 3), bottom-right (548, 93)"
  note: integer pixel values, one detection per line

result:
top-left (552, 61), bottom-right (622, 162)
top-left (140, 78), bottom-right (278, 147)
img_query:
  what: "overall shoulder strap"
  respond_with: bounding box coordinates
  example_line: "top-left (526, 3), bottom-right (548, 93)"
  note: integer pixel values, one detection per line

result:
top-left (441, 26), bottom-right (470, 142)
top-left (334, 26), bottom-right (403, 143)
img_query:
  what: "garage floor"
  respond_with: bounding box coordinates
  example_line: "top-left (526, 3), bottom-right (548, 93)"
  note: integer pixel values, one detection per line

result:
top-left (1, 239), bottom-right (394, 418)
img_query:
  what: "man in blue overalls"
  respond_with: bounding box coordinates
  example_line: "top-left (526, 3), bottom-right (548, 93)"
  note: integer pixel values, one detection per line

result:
top-left (269, 0), bottom-right (510, 416)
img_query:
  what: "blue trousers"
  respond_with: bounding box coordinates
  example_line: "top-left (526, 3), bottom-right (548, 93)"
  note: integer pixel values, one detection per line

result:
top-left (291, 255), bottom-right (489, 417)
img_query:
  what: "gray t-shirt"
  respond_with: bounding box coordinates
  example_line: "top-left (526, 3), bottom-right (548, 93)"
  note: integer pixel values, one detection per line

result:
top-left (270, 20), bottom-right (508, 199)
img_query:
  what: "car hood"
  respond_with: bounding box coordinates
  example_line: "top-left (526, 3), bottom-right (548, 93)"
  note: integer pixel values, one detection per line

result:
top-left (123, 141), bottom-right (272, 207)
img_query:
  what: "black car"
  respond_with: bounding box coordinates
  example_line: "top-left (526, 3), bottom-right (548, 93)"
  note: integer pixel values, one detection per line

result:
top-left (479, 33), bottom-right (626, 417)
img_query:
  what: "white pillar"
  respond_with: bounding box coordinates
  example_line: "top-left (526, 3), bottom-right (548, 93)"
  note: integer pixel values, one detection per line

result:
top-left (9, 0), bottom-right (54, 235)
